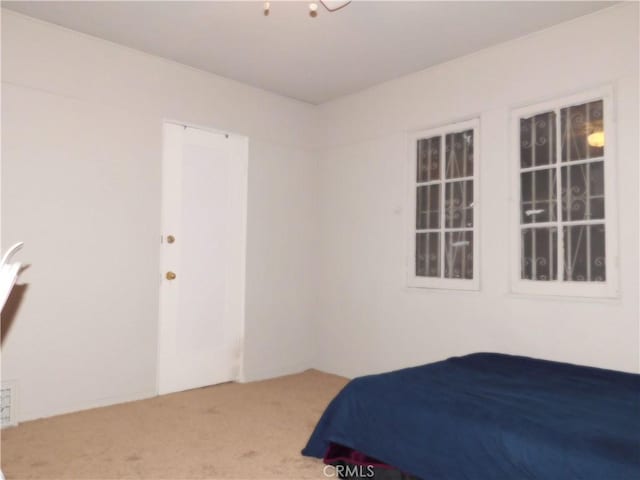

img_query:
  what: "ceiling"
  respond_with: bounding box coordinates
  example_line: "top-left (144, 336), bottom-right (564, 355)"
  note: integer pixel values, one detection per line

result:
top-left (2, 1), bottom-right (616, 104)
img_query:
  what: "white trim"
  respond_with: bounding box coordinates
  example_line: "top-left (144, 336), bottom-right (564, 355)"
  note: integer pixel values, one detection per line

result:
top-left (232, 136), bottom-right (249, 383)
top-left (520, 219), bottom-right (606, 228)
top-left (16, 387), bottom-right (156, 423)
top-left (509, 86), bottom-right (619, 298)
top-left (417, 175), bottom-right (474, 186)
top-left (407, 118), bottom-right (480, 291)
top-left (520, 156), bottom-right (605, 173)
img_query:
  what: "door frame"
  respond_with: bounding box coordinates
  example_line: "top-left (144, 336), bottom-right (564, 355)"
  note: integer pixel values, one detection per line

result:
top-left (156, 120), bottom-right (249, 395)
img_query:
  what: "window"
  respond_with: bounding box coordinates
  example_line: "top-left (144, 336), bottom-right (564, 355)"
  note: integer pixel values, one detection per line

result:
top-left (408, 119), bottom-right (479, 290)
top-left (511, 88), bottom-right (618, 297)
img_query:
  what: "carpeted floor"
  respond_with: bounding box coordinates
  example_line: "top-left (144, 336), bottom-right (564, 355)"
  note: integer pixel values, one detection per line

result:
top-left (1, 369), bottom-right (348, 479)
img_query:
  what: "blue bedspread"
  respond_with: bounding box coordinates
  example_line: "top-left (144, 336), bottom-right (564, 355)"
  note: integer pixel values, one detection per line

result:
top-left (302, 353), bottom-right (640, 479)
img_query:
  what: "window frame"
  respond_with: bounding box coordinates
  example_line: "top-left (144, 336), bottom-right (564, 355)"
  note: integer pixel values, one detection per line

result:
top-left (407, 118), bottom-right (480, 291)
top-left (509, 87), bottom-right (619, 298)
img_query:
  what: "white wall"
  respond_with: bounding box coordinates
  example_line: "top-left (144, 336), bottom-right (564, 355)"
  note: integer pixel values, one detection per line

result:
top-left (1, 10), bottom-right (319, 421)
top-left (243, 140), bottom-right (318, 380)
top-left (314, 4), bottom-right (640, 377)
top-left (2, 3), bottom-right (638, 423)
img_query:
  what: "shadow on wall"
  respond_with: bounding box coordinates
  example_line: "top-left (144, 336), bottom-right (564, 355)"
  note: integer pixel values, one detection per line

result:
top-left (1, 266), bottom-right (30, 346)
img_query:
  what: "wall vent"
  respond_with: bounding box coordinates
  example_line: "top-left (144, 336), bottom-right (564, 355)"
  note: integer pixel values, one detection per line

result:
top-left (1, 381), bottom-right (18, 428)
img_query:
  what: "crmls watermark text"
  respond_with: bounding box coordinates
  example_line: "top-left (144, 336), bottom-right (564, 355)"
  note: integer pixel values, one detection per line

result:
top-left (323, 464), bottom-right (375, 478)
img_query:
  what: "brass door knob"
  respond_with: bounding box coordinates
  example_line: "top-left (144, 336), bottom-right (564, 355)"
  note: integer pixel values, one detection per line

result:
top-left (166, 235), bottom-right (175, 244)
top-left (165, 271), bottom-right (177, 280)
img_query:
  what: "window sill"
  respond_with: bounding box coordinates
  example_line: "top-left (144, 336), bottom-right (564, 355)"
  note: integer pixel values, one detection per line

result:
top-left (405, 286), bottom-right (481, 296)
top-left (506, 292), bottom-right (622, 305)
top-left (510, 279), bottom-right (619, 301)
top-left (407, 276), bottom-right (480, 292)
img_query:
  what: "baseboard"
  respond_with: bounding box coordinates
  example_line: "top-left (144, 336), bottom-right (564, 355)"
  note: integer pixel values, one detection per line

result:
top-left (16, 388), bottom-right (158, 423)
top-left (240, 361), bottom-right (314, 383)
top-left (15, 364), bottom-right (316, 422)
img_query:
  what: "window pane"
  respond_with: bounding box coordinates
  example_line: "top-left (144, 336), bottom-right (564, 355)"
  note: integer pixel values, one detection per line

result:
top-left (444, 231), bottom-right (473, 279)
top-left (445, 130), bottom-right (473, 179)
top-left (561, 100), bottom-right (604, 162)
top-left (521, 168), bottom-right (557, 224)
top-left (561, 161), bottom-right (605, 221)
top-left (521, 227), bottom-right (558, 280)
top-left (416, 232), bottom-right (440, 277)
top-left (564, 224), bottom-right (606, 282)
top-left (445, 180), bottom-right (473, 228)
top-left (417, 136), bottom-right (441, 182)
top-left (416, 185), bottom-right (440, 229)
top-left (520, 112), bottom-right (556, 168)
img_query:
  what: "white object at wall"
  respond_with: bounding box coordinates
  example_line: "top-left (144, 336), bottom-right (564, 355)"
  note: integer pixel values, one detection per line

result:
top-left (0, 243), bottom-right (23, 430)
top-left (0, 242), bottom-right (23, 309)
top-left (1, 380), bottom-right (18, 428)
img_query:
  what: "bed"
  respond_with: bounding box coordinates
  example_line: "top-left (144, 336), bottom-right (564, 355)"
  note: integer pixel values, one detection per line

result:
top-left (302, 353), bottom-right (640, 479)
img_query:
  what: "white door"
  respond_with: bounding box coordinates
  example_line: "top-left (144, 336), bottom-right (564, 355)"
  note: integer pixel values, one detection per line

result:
top-left (158, 123), bottom-right (247, 395)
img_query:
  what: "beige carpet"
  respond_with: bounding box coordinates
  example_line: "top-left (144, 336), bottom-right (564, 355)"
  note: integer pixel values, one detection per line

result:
top-left (1, 370), bottom-right (348, 479)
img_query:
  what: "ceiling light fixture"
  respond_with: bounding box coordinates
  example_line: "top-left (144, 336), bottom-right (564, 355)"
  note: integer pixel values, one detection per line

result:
top-left (263, 1), bottom-right (351, 17)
